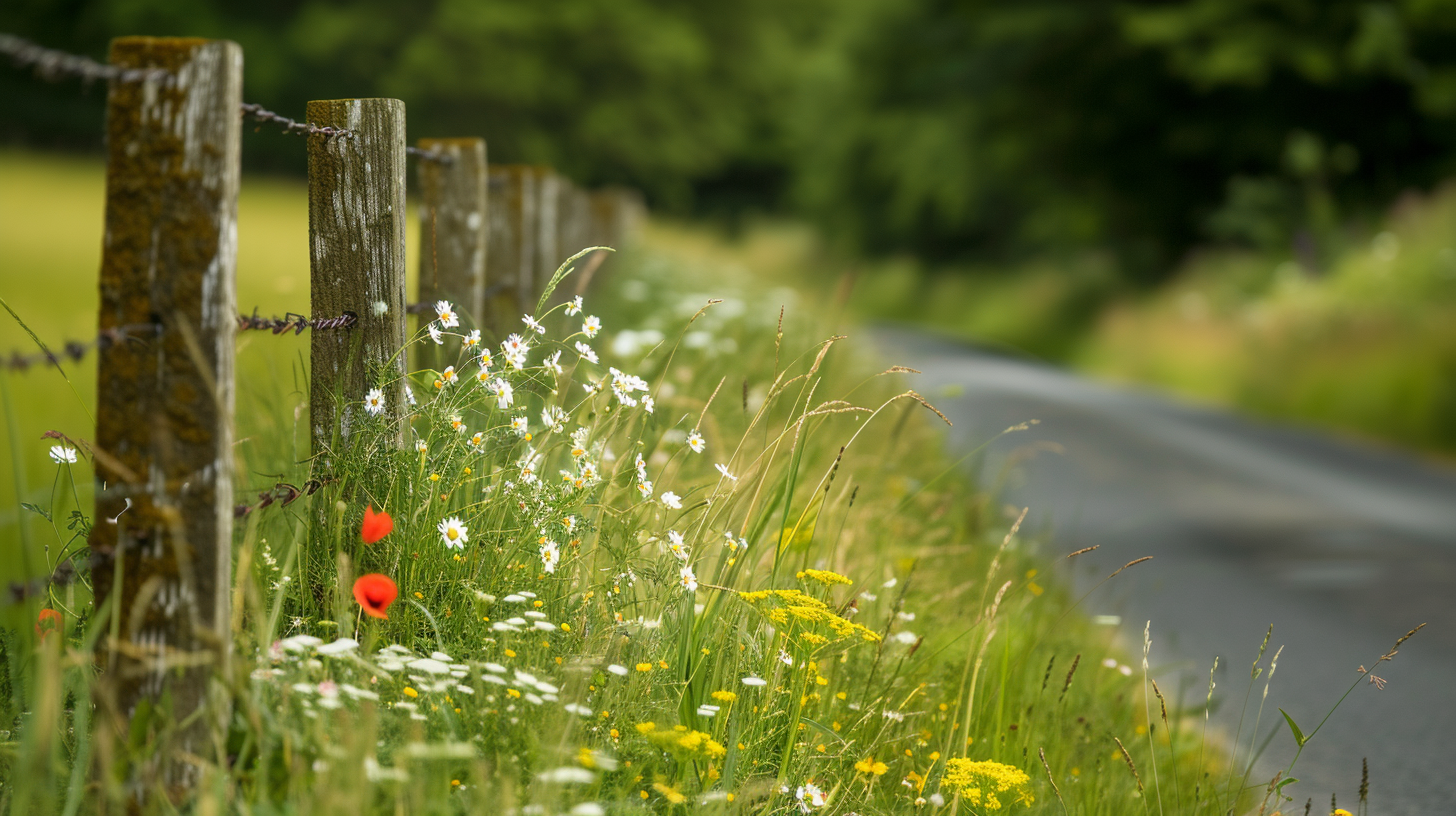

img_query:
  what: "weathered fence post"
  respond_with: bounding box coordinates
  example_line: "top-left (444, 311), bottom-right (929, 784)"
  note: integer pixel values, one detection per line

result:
top-left (533, 167), bottom-right (561, 304)
top-left (485, 164), bottom-right (537, 328)
top-left (306, 98), bottom-right (408, 455)
top-left (416, 137), bottom-right (487, 369)
top-left (88, 35), bottom-right (241, 794)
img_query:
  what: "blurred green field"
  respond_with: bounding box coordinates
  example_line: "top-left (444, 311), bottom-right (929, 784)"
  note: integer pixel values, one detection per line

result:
top-left (0, 148), bottom-right (423, 592)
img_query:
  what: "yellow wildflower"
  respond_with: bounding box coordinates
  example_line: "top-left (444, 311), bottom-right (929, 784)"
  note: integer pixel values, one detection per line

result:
top-left (797, 568), bottom-right (853, 586)
top-left (711, 690), bottom-right (738, 702)
top-left (941, 759), bottom-right (1034, 810)
top-left (855, 756), bottom-right (889, 776)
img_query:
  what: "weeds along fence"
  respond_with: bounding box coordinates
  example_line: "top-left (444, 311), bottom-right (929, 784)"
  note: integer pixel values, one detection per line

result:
top-left (2, 33), bottom-right (643, 789)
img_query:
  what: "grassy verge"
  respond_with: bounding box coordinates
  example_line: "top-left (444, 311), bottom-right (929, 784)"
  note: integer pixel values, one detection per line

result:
top-left (0, 150), bottom-right (1293, 815)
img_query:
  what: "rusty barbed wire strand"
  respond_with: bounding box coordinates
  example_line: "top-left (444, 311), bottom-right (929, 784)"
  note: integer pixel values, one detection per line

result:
top-left (236, 309), bottom-right (359, 335)
top-left (2, 34), bottom-right (361, 140)
top-left (1, 32), bottom-right (169, 85)
top-left (241, 102), bottom-right (355, 141)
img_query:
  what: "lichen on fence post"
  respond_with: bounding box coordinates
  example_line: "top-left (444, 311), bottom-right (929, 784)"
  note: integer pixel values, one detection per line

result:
top-left (88, 35), bottom-right (241, 796)
top-left (306, 98), bottom-right (408, 455)
top-left (416, 137), bottom-right (487, 370)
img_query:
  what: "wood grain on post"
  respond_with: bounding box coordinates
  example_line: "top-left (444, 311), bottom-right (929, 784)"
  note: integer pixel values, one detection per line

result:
top-left (416, 137), bottom-right (487, 369)
top-left (306, 98), bottom-right (407, 455)
top-left (533, 167), bottom-right (561, 305)
top-left (485, 164), bottom-right (536, 328)
top-left (89, 36), bottom-right (241, 792)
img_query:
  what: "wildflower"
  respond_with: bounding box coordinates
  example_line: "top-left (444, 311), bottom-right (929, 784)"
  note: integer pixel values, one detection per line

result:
top-left (35, 608), bottom-right (61, 640)
top-left (435, 300), bottom-right (459, 328)
top-left (478, 347), bottom-right (494, 369)
top-left (679, 565), bottom-right (698, 593)
top-left (440, 366), bottom-right (458, 386)
top-left (652, 783), bottom-right (685, 805)
top-left (438, 517), bottom-right (469, 549)
top-left (405, 386), bottom-right (416, 406)
top-left (941, 759), bottom-right (1034, 810)
top-left (661, 491), bottom-right (682, 510)
top-left (667, 531), bottom-right (689, 561)
top-left (523, 314), bottom-right (545, 335)
top-left (687, 431), bottom-right (705, 453)
top-left (540, 539), bottom-right (560, 573)
top-left (361, 505), bottom-right (393, 544)
top-left (48, 445), bottom-right (78, 464)
top-left (798, 569), bottom-right (853, 586)
top-left (415, 439), bottom-right (428, 453)
top-left (715, 463), bottom-right (738, 482)
top-left (544, 350), bottom-right (564, 376)
top-left (779, 649), bottom-right (795, 667)
top-left (575, 341), bottom-right (598, 364)
top-left (636, 663), bottom-right (652, 673)
top-left (711, 690), bottom-right (737, 702)
top-left (579, 461), bottom-right (599, 483)
top-left (643, 395), bottom-right (655, 413)
top-left (461, 330), bottom-right (481, 351)
top-left (582, 315), bottom-right (601, 338)
top-left (855, 757), bottom-right (890, 776)
top-left (488, 378), bottom-right (514, 409)
top-left (364, 388), bottom-right (386, 415)
top-left (428, 323), bottom-right (444, 345)
top-left (450, 414), bottom-right (466, 433)
top-left (795, 782), bottom-right (827, 812)
top-left (511, 416), bottom-right (529, 436)
top-left (353, 574), bottom-right (398, 619)
top-left (742, 676), bottom-right (767, 687)
top-left (566, 295), bottom-right (583, 316)
top-left (637, 481), bottom-right (653, 500)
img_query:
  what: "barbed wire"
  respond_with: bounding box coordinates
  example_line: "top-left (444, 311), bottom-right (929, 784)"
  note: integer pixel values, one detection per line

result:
top-left (5, 33), bottom-right (458, 161)
top-left (236, 309), bottom-right (358, 335)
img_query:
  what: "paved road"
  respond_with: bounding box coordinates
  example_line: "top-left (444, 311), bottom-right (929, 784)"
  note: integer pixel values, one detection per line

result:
top-left (874, 328), bottom-right (1456, 815)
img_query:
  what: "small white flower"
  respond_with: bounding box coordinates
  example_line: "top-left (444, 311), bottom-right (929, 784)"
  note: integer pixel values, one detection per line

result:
top-left (434, 300), bottom-right (459, 328)
top-left (405, 386), bottom-right (416, 406)
top-left (634, 452), bottom-right (648, 481)
top-left (1102, 657), bottom-right (1119, 668)
top-left (538, 767), bottom-right (596, 785)
top-left (796, 783), bottom-right (827, 812)
top-left (565, 295), bottom-right (584, 316)
top-left (523, 314), bottom-right (545, 335)
top-left (488, 378), bottom-right (514, 409)
top-left (1119, 664), bottom-right (1133, 676)
top-left (438, 516), bottom-right (468, 549)
top-left (478, 348), bottom-right (494, 370)
top-left (540, 539), bottom-right (560, 573)
top-left (715, 463), bottom-right (738, 482)
top-left (679, 564), bottom-right (698, 593)
top-left (696, 704), bottom-right (720, 718)
top-left (687, 432), bottom-right (705, 454)
top-left (48, 442), bottom-right (78, 463)
top-left (667, 530), bottom-right (689, 561)
top-left (637, 480), bottom-right (653, 500)
top-left (511, 416), bottom-right (529, 437)
top-left (317, 638), bottom-right (359, 656)
top-left (563, 515), bottom-right (577, 534)
top-left (364, 388), bottom-right (386, 415)
top-left (892, 630), bottom-right (918, 645)
top-left (582, 315), bottom-right (601, 338)
top-left (578, 461), bottom-right (599, 483)
top-left (440, 366), bottom-right (458, 386)
top-left (741, 676), bottom-right (767, 687)
top-left (575, 341), bottom-right (598, 364)
top-left (544, 350), bottom-right (563, 376)
top-left (462, 329), bottom-right (481, 350)
top-left (415, 439), bottom-right (428, 453)
top-left (607, 664), bottom-right (629, 677)
top-left (428, 323), bottom-right (444, 345)
top-left (661, 491), bottom-right (682, 510)
top-left (643, 395), bottom-right (655, 414)
top-left (779, 649), bottom-right (794, 666)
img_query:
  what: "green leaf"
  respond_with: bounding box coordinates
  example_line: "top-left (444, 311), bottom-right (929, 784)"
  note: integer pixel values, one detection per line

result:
top-left (20, 502), bottom-right (51, 522)
top-left (799, 716), bottom-right (848, 746)
top-left (1279, 708), bottom-right (1307, 746)
top-left (1275, 777), bottom-right (1299, 792)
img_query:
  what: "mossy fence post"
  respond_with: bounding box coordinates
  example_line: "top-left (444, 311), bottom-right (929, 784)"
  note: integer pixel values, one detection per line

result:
top-left (486, 164), bottom-right (537, 330)
top-left (533, 166), bottom-right (561, 305)
top-left (88, 35), bottom-right (241, 795)
top-left (416, 137), bottom-right (487, 370)
top-left (306, 98), bottom-right (408, 456)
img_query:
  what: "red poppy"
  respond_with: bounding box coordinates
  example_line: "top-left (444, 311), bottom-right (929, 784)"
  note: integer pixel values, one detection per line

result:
top-left (36, 608), bottom-right (62, 639)
top-left (361, 505), bottom-right (393, 544)
top-left (353, 574), bottom-right (398, 619)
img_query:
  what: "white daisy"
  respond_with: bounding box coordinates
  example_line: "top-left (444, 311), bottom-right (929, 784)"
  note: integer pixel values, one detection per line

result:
top-left (540, 539), bottom-right (560, 573)
top-left (522, 314), bottom-right (545, 335)
top-left (634, 453), bottom-right (648, 482)
top-left (667, 530), bottom-right (689, 561)
top-left (440, 366), bottom-right (458, 386)
top-left (450, 415), bottom-right (466, 433)
top-left (437, 516), bottom-right (468, 549)
top-left (661, 491), bottom-right (682, 510)
top-left (478, 348), bottom-right (494, 370)
top-left (48, 445), bottom-right (78, 464)
top-left (678, 564), bottom-right (698, 593)
top-left (462, 329), bottom-right (481, 350)
top-left (687, 432), bottom-right (705, 454)
top-left (364, 388), bottom-right (386, 415)
top-left (488, 378), bottom-right (514, 410)
top-left (715, 463), bottom-right (738, 482)
top-left (643, 395), bottom-right (655, 414)
top-left (511, 416), bottom-right (529, 437)
top-left (582, 315), bottom-right (601, 338)
top-left (575, 341), bottom-right (598, 364)
top-left (565, 295), bottom-right (584, 316)
top-left (428, 323), bottom-right (444, 345)
top-left (636, 480), bottom-right (653, 500)
top-left (434, 300), bottom-right (459, 328)
top-left (544, 350), bottom-right (563, 376)
top-left (415, 439), bottom-right (428, 453)
top-left (563, 515), bottom-right (577, 534)
top-left (796, 783), bottom-right (827, 812)
top-left (741, 675), bottom-right (767, 687)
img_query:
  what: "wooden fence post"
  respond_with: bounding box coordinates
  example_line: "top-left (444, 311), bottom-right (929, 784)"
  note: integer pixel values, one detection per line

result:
top-left (533, 167), bottom-right (561, 304)
top-left (306, 98), bottom-right (408, 455)
top-left (485, 164), bottom-right (536, 328)
top-left (416, 137), bottom-right (487, 370)
top-left (88, 35), bottom-right (241, 793)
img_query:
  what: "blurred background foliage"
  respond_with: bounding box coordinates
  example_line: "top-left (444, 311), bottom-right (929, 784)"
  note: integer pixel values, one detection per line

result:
top-left (7, 0), bottom-right (1456, 279)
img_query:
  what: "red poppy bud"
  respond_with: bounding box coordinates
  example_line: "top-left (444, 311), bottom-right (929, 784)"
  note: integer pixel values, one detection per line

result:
top-left (353, 574), bottom-right (397, 619)
top-left (36, 607), bottom-right (62, 639)
top-left (361, 505), bottom-right (393, 544)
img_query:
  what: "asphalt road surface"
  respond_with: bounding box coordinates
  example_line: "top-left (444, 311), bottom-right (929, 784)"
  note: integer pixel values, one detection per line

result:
top-left (874, 327), bottom-right (1456, 815)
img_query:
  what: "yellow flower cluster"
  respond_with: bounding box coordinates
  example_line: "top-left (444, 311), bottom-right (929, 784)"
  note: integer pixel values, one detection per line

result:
top-left (738, 589), bottom-right (881, 643)
top-left (710, 690), bottom-right (738, 702)
top-left (941, 759), bottom-right (1034, 810)
top-left (637, 722), bottom-right (727, 758)
top-left (854, 756), bottom-right (889, 775)
top-left (797, 569), bottom-right (853, 586)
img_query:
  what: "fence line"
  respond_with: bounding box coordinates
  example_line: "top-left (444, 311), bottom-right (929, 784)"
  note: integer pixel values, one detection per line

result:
top-left (3, 32), bottom-right (644, 795)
